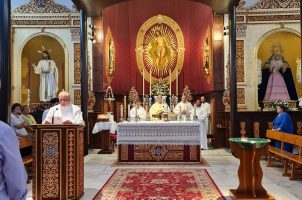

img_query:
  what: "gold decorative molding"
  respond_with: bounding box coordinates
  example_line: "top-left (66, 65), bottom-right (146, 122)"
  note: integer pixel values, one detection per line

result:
top-left (74, 43), bottom-right (81, 84)
top-left (136, 14), bottom-right (185, 83)
top-left (104, 27), bottom-right (115, 84)
top-left (74, 90), bottom-right (81, 105)
top-left (42, 131), bottom-right (59, 198)
top-left (236, 40), bottom-right (244, 82)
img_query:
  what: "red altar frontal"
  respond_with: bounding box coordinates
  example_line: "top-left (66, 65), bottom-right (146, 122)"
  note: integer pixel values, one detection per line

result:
top-left (117, 122), bottom-right (201, 163)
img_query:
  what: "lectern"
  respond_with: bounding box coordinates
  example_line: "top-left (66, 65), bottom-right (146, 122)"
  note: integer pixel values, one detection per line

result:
top-left (31, 124), bottom-right (84, 200)
top-left (229, 138), bottom-right (274, 200)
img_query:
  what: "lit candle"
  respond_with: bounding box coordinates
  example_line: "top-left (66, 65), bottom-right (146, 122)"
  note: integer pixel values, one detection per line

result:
top-left (149, 69), bottom-right (152, 96)
top-left (143, 69), bottom-right (145, 97)
top-left (169, 68), bottom-right (171, 96)
top-left (176, 68), bottom-right (178, 96)
top-left (194, 104), bottom-right (196, 117)
top-left (120, 104), bottom-right (123, 119)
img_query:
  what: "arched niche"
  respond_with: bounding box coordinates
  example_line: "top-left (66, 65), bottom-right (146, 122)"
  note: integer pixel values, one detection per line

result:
top-left (257, 30), bottom-right (301, 100)
top-left (21, 35), bottom-right (65, 104)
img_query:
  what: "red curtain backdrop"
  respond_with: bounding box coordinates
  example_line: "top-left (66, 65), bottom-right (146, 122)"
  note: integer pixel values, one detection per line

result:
top-left (102, 0), bottom-right (213, 95)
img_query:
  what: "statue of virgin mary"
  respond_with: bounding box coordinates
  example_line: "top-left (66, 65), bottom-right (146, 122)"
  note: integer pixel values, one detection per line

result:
top-left (258, 42), bottom-right (297, 101)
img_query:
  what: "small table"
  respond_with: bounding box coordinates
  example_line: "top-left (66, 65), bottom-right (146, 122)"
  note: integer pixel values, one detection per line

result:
top-left (229, 138), bottom-right (274, 200)
top-left (92, 121), bottom-right (117, 154)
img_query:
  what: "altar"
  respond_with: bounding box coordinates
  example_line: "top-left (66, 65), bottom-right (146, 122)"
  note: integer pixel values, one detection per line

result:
top-left (117, 121), bottom-right (201, 162)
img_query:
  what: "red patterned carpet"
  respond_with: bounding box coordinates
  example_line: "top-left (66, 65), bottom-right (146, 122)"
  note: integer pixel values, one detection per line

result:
top-left (93, 168), bottom-right (225, 200)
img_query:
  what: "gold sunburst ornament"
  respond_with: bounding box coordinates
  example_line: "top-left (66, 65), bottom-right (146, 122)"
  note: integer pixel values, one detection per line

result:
top-left (136, 14), bottom-right (185, 83)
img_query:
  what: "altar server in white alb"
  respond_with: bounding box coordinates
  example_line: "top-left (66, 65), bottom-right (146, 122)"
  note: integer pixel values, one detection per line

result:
top-left (130, 100), bottom-right (147, 120)
top-left (173, 94), bottom-right (194, 116)
top-left (200, 96), bottom-right (211, 134)
top-left (43, 91), bottom-right (85, 125)
top-left (191, 100), bottom-right (208, 150)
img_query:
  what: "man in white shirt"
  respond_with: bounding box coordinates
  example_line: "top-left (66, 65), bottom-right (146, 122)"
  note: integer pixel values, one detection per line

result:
top-left (130, 100), bottom-right (146, 120)
top-left (10, 103), bottom-right (29, 137)
top-left (149, 95), bottom-right (170, 115)
top-left (43, 91), bottom-right (85, 126)
top-left (173, 95), bottom-right (193, 116)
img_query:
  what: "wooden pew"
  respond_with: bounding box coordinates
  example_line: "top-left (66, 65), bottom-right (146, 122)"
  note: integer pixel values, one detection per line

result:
top-left (18, 137), bottom-right (33, 175)
top-left (266, 130), bottom-right (302, 179)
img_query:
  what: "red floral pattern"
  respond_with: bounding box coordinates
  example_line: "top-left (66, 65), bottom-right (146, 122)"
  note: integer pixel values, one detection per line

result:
top-left (93, 168), bottom-right (225, 200)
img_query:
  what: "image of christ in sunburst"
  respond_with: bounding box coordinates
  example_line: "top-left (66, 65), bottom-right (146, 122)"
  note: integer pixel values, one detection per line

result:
top-left (143, 25), bottom-right (177, 78)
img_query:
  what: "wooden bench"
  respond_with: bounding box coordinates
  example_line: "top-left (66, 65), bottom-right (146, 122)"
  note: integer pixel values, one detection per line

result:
top-left (266, 130), bottom-right (302, 179)
top-left (18, 137), bottom-right (33, 179)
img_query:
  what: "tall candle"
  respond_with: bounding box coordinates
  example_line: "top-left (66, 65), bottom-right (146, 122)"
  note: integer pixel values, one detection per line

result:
top-left (169, 69), bottom-right (171, 96)
top-left (124, 96), bottom-right (127, 119)
top-left (143, 69), bottom-right (145, 97)
top-left (135, 106), bottom-right (138, 117)
top-left (179, 105), bottom-right (181, 115)
top-left (149, 69), bottom-right (152, 96)
top-left (194, 104), bottom-right (196, 116)
top-left (176, 68), bottom-right (178, 96)
top-left (128, 104), bottom-right (131, 119)
top-left (120, 104), bottom-right (123, 118)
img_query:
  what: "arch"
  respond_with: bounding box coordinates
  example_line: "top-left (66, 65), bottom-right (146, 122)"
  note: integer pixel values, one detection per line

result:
top-left (254, 28), bottom-right (301, 106)
top-left (17, 32), bottom-right (69, 104)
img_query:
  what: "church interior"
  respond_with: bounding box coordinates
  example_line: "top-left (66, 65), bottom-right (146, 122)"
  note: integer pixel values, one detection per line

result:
top-left (0, 0), bottom-right (302, 199)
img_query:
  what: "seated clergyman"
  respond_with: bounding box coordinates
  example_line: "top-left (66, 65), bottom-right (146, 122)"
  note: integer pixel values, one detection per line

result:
top-left (173, 94), bottom-right (193, 116)
top-left (149, 95), bottom-right (170, 115)
top-left (130, 100), bottom-right (146, 120)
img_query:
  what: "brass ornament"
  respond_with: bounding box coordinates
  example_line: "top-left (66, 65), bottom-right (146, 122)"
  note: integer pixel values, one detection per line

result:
top-left (136, 14), bottom-right (185, 83)
top-left (104, 27), bottom-right (115, 84)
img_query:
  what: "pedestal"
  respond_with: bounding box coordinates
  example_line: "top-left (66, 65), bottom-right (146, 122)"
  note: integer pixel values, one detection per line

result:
top-left (229, 138), bottom-right (274, 200)
top-left (31, 124), bottom-right (84, 200)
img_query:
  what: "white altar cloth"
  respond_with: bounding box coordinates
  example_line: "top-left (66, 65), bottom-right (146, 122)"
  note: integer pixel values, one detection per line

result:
top-left (117, 121), bottom-right (206, 147)
top-left (92, 121), bottom-right (117, 134)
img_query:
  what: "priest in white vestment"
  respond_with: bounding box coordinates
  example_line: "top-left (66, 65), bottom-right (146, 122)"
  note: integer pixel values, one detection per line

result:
top-left (34, 51), bottom-right (59, 102)
top-left (149, 95), bottom-right (170, 115)
top-left (173, 95), bottom-right (194, 116)
top-left (191, 102), bottom-right (208, 150)
top-left (43, 91), bottom-right (85, 125)
top-left (130, 100), bottom-right (146, 120)
top-left (200, 96), bottom-right (211, 134)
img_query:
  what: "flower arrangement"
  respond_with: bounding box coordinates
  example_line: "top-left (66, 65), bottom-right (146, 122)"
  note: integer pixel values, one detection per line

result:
top-left (272, 100), bottom-right (291, 111)
top-left (151, 78), bottom-right (170, 96)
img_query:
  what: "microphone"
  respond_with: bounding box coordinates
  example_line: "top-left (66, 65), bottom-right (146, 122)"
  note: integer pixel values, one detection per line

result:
top-left (52, 108), bottom-right (59, 124)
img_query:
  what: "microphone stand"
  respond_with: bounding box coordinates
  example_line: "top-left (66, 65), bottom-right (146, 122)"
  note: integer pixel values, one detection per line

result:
top-left (52, 108), bottom-right (59, 124)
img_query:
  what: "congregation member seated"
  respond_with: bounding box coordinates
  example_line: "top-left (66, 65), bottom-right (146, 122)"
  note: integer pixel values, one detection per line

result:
top-left (149, 95), bottom-right (170, 116)
top-left (43, 91), bottom-right (85, 125)
top-left (272, 104), bottom-right (294, 152)
top-left (42, 97), bottom-right (59, 121)
top-left (130, 100), bottom-right (146, 120)
top-left (173, 94), bottom-right (193, 116)
top-left (10, 103), bottom-right (29, 137)
top-left (20, 105), bottom-right (36, 135)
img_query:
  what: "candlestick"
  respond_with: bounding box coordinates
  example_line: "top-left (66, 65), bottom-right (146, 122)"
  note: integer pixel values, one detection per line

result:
top-left (128, 104), bottom-right (131, 119)
top-left (120, 104), bottom-right (123, 118)
top-left (135, 106), bottom-right (138, 117)
top-left (143, 69), bottom-right (145, 97)
top-left (149, 69), bottom-right (152, 96)
top-left (176, 68), bottom-right (178, 96)
top-left (124, 96), bottom-right (127, 119)
top-left (169, 68), bottom-right (171, 96)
